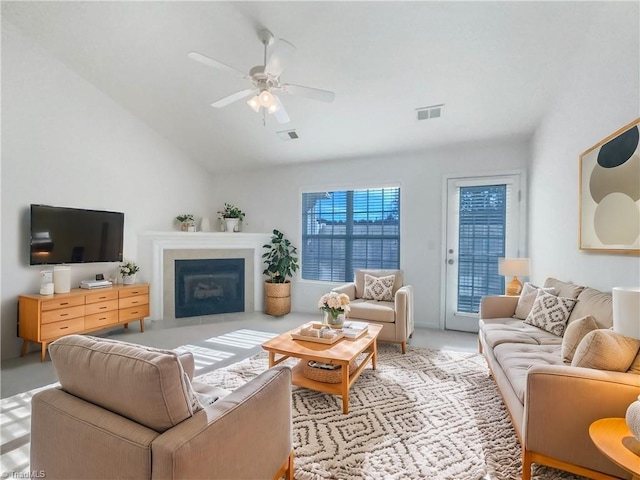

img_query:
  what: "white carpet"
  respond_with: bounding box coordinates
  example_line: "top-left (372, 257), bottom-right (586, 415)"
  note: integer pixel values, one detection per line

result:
top-left (198, 344), bottom-right (585, 480)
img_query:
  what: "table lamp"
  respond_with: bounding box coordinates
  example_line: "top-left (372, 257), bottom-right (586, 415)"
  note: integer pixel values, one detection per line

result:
top-left (498, 258), bottom-right (531, 296)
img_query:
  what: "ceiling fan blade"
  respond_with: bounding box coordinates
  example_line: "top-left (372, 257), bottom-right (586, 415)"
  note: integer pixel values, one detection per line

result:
top-left (265, 39), bottom-right (296, 77)
top-left (272, 95), bottom-right (290, 124)
top-left (280, 83), bottom-right (335, 103)
top-left (211, 89), bottom-right (256, 108)
top-left (188, 51), bottom-right (247, 78)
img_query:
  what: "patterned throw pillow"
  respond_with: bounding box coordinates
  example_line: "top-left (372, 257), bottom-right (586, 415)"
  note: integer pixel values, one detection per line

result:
top-left (513, 283), bottom-right (557, 320)
top-left (363, 274), bottom-right (395, 301)
top-left (524, 290), bottom-right (577, 337)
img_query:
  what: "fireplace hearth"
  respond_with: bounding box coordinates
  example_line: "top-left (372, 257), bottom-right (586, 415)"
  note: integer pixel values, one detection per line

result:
top-left (175, 258), bottom-right (244, 318)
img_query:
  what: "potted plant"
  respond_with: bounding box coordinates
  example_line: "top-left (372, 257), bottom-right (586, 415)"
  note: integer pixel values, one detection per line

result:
top-left (120, 260), bottom-right (140, 285)
top-left (262, 229), bottom-right (299, 315)
top-left (217, 203), bottom-right (245, 232)
top-left (176, 214), bottom-right (195, 232)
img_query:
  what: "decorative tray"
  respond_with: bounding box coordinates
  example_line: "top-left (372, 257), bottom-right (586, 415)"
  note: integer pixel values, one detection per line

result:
top-left (291, 323), bottom-right (345, 344)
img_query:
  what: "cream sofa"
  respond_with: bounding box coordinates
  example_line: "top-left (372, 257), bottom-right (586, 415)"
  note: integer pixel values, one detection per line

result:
top-left (479, 278), bottom-right (640, 480)
top-left (333, 269), bottom-right (414, 353)
top-left (30, 335), bottom-right (293, 480)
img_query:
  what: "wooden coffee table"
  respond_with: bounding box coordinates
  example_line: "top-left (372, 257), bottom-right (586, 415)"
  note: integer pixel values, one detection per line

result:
top-left (262, 323), bottom-right (382, 414)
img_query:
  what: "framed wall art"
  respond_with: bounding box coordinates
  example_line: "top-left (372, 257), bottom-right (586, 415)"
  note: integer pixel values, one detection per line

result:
top-left (579, 118), bottom-right (640, 254)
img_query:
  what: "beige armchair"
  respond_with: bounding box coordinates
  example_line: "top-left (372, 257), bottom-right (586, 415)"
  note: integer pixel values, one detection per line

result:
top-left (333, 269), bottom-right (414, 353)
top-left (30, 335), bottom-right (293, 480)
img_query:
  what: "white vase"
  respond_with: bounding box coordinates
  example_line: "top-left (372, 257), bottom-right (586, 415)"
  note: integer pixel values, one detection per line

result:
top-left (200, 217), bottom-right (211, 232)
top-left (625, 395), bottom-right (640, 441)
top-left (224, 218), bottom-right (241, 233)
top-left (122, 274), bottom-right (136, 285)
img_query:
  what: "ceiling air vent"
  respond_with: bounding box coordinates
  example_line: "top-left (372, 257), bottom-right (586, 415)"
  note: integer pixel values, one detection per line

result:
top-left (277, 129), bottom-right (299, 141)
top-left (416, 104), bottom-right (444, 121)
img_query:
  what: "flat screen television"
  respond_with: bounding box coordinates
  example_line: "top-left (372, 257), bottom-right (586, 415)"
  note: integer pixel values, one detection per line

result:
top-left (30, 204), bottom-right (124, 265)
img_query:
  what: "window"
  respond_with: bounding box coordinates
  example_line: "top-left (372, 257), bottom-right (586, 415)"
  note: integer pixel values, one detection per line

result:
top-left (302, 187), bottom-right (400, 281)
top-left (457, 185), bottom-right (507, 313)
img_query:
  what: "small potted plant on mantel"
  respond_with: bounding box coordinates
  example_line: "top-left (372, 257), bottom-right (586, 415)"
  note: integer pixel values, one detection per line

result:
top-left (262, 229), bottom-right (299, 316)
top-left (176, 214), bottom-right (195, 232)
top-left (217, 203), bottom-right (245, 232)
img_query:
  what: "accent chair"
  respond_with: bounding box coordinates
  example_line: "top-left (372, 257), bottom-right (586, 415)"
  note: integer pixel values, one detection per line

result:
top-left (30, 335), bottom-right (294, 480)
top-left (333, 269), bottom-right (414, 353)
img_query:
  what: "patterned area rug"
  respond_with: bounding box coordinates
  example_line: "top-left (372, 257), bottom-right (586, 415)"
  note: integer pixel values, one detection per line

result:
top-left (196, 344), bottom-right (586, 480)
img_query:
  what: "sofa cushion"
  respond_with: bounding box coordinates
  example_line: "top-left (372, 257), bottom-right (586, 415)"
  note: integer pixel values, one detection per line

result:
top-left (568, 287), bottom-right (613, 328)
top-left (348, 299), bottom-right (396, 323)
top-left (493, 343), bottom-right (564, 403)
top-left (513, 282), bottom-right (557, 320)
top-left (628, 352), bottom-right (640, 374)
top-left (561, 315), bottom-right (600, 363)
top-left (524, 291), bottom-right (577, 337)
top-left (49, 335), bottom-right (197, 433)
top-left (481, 320), bottom-right (563, 349)
top-left (363, 273), bottom-right (395, 301)
top-left (572, 330), bottom-right (640, 372)
top-left (355, 269), bottom-right (403, 299)
top-left (543, 278), bottom-right (585, 299)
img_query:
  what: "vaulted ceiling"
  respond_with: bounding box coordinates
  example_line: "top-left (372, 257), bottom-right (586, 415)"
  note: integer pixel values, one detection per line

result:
top-left (2, 1), bottom-right (608, 173)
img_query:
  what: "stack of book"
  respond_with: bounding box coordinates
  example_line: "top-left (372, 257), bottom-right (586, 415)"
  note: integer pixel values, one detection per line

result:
top-left (342, 321), bottom-right (368, 339)
top-left (79, 279), bottom-right (113, 289)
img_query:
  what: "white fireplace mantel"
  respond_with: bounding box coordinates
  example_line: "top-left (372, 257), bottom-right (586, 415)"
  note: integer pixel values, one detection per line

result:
top-left (137, 231), bottom-right (272, 320)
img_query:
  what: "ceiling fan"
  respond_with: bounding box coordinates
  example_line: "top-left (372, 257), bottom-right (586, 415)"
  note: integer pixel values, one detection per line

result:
top-left (188, 29), bottom-right (335, 124)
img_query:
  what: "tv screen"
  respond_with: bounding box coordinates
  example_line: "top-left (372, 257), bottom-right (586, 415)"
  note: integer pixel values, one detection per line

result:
top-left (30, 204), bottom-right (124, 265)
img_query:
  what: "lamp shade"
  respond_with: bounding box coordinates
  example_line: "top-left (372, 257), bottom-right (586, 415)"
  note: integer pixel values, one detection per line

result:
top-left (498, 258), bottom-right (531, 277)
top-left (612, 287), bottom-right (640, 340)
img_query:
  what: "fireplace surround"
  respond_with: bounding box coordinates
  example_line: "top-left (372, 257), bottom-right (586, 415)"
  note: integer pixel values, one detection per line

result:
top-left (137, 232), bottom-right (272, 320)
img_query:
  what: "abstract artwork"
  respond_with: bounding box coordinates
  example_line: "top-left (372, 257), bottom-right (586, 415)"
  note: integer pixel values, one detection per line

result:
top-left (580, 118), bottom-right (640, 254)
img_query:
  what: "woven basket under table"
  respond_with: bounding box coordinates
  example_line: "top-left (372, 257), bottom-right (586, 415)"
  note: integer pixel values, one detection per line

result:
top-left (301, 358), bottom-right (358, 384)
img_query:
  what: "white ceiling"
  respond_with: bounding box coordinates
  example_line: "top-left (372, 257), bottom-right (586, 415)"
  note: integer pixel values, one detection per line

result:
top-left (2, 1), bottom-right (606, 173)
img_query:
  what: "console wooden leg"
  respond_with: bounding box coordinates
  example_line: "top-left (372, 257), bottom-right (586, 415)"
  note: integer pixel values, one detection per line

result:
top-left (124, 323), bottom-right (129, 329)
top-left (139, 319), bottom-right (145, 332)
top-left (21, 340), bottom-right (28, 357)
top-left (41, 342), bottom-right (48, 362)
top-left (401, 341), bottom-right (406, 354)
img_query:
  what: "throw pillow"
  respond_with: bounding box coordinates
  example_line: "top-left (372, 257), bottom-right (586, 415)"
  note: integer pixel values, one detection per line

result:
top-left (627, 351), bottom-right (640, 374)
top-left (363, 274), bottom-right (395, 301)
top-left (572, 330), bottom-right (640, 371)
top-left (561, 315), bottom-right (599, 363)
top-left (524, 290), bottom-right (577, 337)
top-left (513, 283), bottom-right (557, 320)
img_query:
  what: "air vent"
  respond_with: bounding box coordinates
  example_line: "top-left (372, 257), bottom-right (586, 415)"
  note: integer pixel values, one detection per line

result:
top-left (416, 104), bottom-right (444, 121)
top-left (277, 129), bottom-right (299, 141)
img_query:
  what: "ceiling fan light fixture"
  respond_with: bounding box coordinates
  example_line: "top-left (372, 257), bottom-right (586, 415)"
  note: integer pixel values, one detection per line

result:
top-left (258, 89), bottom-right (275, 107)
top-left (267, 102), bottom-right (281, 114)
top-left (246, 95), bottom-right (261, 112)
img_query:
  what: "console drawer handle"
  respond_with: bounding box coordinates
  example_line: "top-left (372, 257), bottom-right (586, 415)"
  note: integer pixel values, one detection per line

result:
top-left (60, 326), bottom-right (68, 330)
top-left (99, 306), bottom-right (107, 310)
top-left (60, 313), bottom-right (68, 317)
top-left (60, 302), bottom-right (69, 306)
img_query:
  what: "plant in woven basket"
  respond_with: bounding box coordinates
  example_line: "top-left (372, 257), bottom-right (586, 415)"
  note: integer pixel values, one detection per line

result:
top-left (262, 229), bottom-right (299, 284)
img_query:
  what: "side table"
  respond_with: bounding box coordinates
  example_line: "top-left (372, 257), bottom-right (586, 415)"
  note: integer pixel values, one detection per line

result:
top-left (589, 418), bottom-right (640, 480)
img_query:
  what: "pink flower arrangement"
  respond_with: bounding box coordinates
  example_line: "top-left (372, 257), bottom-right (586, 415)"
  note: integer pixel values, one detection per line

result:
top-left (318, 291), bottom-right (351, 319)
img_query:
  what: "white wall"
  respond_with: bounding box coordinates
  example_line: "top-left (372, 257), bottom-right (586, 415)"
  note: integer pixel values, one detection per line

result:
top-left (1, 23), bottom-right (215, 359)
top-left (529, 2), bottom-right (640, 291)
top-left (209, 137), bottom-right (530, 328)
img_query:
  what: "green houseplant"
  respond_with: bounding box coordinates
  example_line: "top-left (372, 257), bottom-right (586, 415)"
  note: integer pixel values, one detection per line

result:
top-left (176, 214), bottom-right (195, 232)
top-left (120, 260), bottom-right (139, 285)
top-left (262, 229), bottom-right (299, 315)
top-left (218, 203), bottom-right (245, 232)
